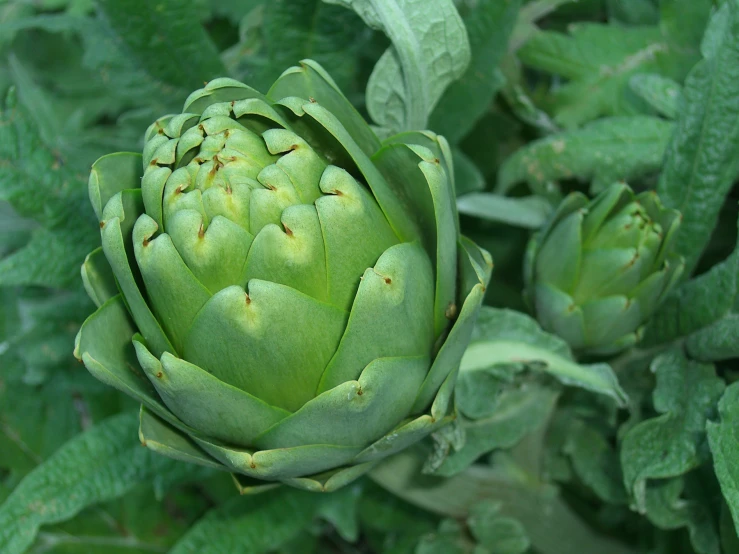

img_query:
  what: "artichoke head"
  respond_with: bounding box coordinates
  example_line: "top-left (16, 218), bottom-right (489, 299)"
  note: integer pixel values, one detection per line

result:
top-left (524, 183), bottom-right (684, 356)
top-left (74, 60), bottom-right (491, 492)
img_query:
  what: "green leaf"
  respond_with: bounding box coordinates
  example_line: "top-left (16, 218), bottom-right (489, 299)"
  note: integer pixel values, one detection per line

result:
top-left (429, 0), bottom-right (521, 143)
top-left (620, 350), bottom-right (725, 512)
top-left (607, 0), bottom-right (659, 25)
top-left (461, 307), bottom-right (628, 405)
top-left (326, 0), bottom-right (470, 131)
top-left (644, 216), bottom-right (739, 360)
top-left (497, 116), bottom-right (673, 196)
top-left (563, 421), bottom-right (628, 505)
top-left (169, 488), bottom-right (323, 554)
top-left (656, 1), bottom-right (739, 276)
top-left (28, 483), bottom-right (210, 553)
top-left (708, 382), bottom-right (739, 539)
top-left (660, 0), bottom-right (713, 58)
top-left (314, 485), bottom-right (362, 542)
top-left (371, 449), bottom-right (636, 554)
top-left (628, 73), bottom-right (682, 119)
top-left (518, 23), bottom-right (688, 128)
top-left (452, 148), bottom-right (486, 196)
top-left (96, 0), bottom-right (225, 91)
top-left (226, 0), bottom-right (369, 95)
top-left (0, 412), bottom-right (196, 554)
top-left (0, 89), bottom-right (98, 288)
top-left (457, 193), bottom-right (553, 229)
top-left (510, 0), bottom-right (580, 51)
top-left (643, 475), bottom-right (721, 554)
top-left (468, 501), bottom-right (531, 554)
top-left (440, 382), bottom-right (559, 476)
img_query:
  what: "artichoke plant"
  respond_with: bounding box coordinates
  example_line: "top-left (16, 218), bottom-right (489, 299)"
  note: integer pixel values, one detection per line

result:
top-left (524, 183), bottom-right (684, 356)
top-left (74, 60), bottom-right (491, 492)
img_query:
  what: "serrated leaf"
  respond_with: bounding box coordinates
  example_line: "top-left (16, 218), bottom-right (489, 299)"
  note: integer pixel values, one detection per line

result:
top-left (510, 0), bottom-right (579, 52)
top-left (438, 382), bottom-right (559, 476)
top-left (518, 23), bottom-right (686, 128)
top-left (620, 350), bottom-right (725, 512)
top-left (0, 412), bottom-right (197, 554)
top-left (708, 382), bottom-right (739, 539)
top-left (0, 89), bottom-right (98, 288)
top-left (643, 475), bottom-right (721, 554)
top-left (643, 213), bottom-right (739, 348)
top-left (468, 500), bottom-right (530, 554)
top-left (461, 307), bottom-right (628, 405)
top-left (326, 0), bottom-right (470, 131)
top-left (457, 193), bottom-right (553, 229)
top-left (429, 0), bottom-right (521, 142)
top-left (497, 116), bottom-right (673, 196)
top-left (656, 1), bottom-right (739, 276)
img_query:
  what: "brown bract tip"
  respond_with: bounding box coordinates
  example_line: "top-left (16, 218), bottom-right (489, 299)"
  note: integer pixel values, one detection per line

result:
top-left (198, 223), bottom-right (205, 239)
top-left (99, 221), bottom-right (105, 229)
top-left (156, 371), bottom-right (163, 379)
top-left (245, 293), bottom-right (251, 305)
top-left (445, 303), bottom-right (458, 320)
top-left (284, 224), bottom-right (293, 237)
top-left (309, 97), bottom-right (317, 103)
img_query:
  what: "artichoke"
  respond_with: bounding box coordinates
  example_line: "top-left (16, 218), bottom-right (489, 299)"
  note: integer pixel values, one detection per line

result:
top-left (524, 183), bottom-right (683, 356)
top-left (74, 60), bottom-right (491, 492)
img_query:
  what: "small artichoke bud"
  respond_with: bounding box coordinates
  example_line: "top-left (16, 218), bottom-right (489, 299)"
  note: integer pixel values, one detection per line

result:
top-left (524, 183), bottom-right (684, 356)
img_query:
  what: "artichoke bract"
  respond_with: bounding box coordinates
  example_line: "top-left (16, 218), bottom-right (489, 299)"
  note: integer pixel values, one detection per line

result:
top-left (74, 60), bottom-right (491, 492)
top-left (524, 183), bottom-right (683, 356)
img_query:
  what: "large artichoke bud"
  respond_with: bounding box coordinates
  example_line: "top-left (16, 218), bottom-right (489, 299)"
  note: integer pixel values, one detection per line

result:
top-left (74, 60), bottom-right (491, 492)
top-left (524, 183), bottom-right (683, 356)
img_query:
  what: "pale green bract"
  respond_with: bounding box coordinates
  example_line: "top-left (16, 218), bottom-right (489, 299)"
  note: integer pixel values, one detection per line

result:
top-left (73, 60), bottom-right (491, 492)
top-left (524, 183), bottom-right (684, 356)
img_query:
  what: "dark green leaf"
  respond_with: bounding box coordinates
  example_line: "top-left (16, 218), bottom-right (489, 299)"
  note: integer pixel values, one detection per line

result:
top-left (429, 0), bottom-right (521, 142)
top-left (707, 382), bottom-right (739, 539)
top-left (169, 488), bottom-right (322, 554)
top-left (0, 412), bottom-right (197, 554)
top-left (656, 1), bottom-right (739, 276)
top-left (620, 350), bottom-right (725, 511)
top-left (497, 116), bottom-right (673, 196)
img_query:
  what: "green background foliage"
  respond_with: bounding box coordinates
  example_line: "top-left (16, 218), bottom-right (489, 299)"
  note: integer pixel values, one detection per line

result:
top-left (2, 0), bottom-right (739, 552)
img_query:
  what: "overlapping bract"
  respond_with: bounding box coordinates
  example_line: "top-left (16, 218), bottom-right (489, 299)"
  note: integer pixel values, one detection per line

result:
top-left (74, 60), bottom-right (491, 492)
top-left (524, 183), bottom-right (684, 356)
